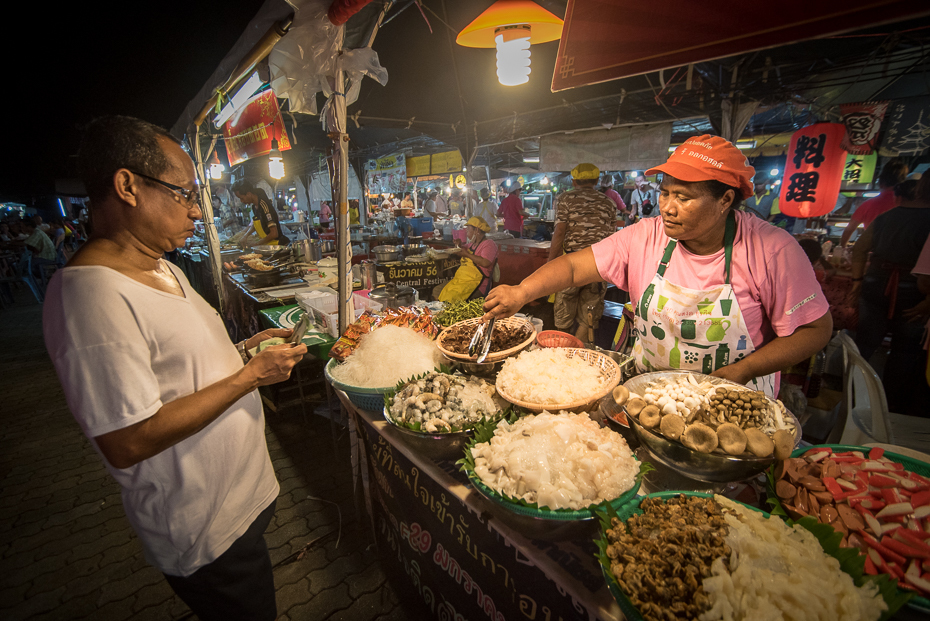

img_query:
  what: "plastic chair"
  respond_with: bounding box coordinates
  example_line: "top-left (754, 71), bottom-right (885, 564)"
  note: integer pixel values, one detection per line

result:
top-left (828, 339), bottom-right (894, 446)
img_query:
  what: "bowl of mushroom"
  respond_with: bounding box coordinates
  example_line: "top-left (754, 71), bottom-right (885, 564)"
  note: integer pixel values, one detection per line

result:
top-left (617, 372), bottom-right (802, 483)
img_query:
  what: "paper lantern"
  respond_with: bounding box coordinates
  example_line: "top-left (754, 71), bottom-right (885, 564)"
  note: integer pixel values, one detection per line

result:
top-left (777, 123), bottom-right (846, 218)
top-left (456, 1), bottom-right (563, 87)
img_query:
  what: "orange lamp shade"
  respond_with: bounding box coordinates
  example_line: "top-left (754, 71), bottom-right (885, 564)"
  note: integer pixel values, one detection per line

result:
top-left (456, 0), bottom-right (563, 48)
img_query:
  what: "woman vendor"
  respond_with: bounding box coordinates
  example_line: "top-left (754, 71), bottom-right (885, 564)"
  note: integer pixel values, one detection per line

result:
top-left (484, 135), bottom-right (832, 397)
top-left (438, 216), bottom-right (498, 303)
top-left (232, 180), bottom-right (289, 248)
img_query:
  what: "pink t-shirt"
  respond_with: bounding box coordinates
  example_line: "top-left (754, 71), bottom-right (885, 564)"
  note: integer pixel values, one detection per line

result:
top-left (591, 211), bottom-right (829, 354)
top-left (470, 238), bottom-right (499, 294)
top-left (604, 188), bottom-right (627, 212)
top-left (849, 188), bottom-right (896, 228)
top-left (498, 194), bottom-right (524, 233)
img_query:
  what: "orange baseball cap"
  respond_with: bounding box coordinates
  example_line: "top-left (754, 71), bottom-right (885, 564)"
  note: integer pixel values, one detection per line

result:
top-left (646, 135), bottom-right (755, 199)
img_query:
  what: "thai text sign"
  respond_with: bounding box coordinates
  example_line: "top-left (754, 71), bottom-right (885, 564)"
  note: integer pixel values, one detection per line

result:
top-left (408, 155), bottom-right (431, 178)
top-left (222, 90), bottom-right (292, 166)
top-left (352, 412), bottom-right (601, 621)
top-left (778, 123), bottom-right (846, 218)
top-left (367, 153), bottom-right (407, 194)
top-left (380, 259), bottom-right (455, 289)
top-left (431, 150), bottom-right (463, 175)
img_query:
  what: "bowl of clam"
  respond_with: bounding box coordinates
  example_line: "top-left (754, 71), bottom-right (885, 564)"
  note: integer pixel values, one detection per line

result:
top-left (616, 371), bottom-right (801, 483)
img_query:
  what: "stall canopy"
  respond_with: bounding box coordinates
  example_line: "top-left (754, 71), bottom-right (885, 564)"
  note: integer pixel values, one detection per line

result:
top-left (550, 0), bottom-right (930, 92)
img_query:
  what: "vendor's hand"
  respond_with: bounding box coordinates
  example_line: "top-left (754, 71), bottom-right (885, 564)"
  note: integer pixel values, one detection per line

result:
top-left (245, 328), bottom-right (293, 351)
top-left (245, 341), bottom-right (307, 387)
top-left (710, 363), bottom-right (754, 386)
top-left (845, 281), bottom-right (862, 307)
top-left (903, 297), bottom-right (930, 323)
top-left (482, 285), bottom-right (528, 320)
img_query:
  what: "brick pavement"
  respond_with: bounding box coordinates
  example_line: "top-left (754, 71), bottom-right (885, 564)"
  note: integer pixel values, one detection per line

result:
top-left (0, 287), bottom-right (419, 620)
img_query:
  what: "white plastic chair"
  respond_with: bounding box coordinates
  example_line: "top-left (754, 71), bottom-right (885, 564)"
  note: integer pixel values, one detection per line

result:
top-left (829, 337), bottom-right (894, 446)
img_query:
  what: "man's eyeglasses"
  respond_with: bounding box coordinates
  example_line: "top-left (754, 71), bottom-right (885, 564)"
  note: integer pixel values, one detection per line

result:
top-left (131, 171), bottom-right (201, 206)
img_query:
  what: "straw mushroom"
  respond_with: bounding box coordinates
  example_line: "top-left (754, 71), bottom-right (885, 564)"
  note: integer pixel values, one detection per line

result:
top-left (772, 429), bottom-right (794, 461)
top-left (716, 423), bottom-right (747, 455)
top-left (625, 397), bottom-right (646, 417)
top-left (745, 428), bottom-right (774, 457)
top-left (612, 385), bottom-right (630, 407)
top-left (659, 413), bottom-right (685, 440)
top-left (639, 404), bottom-right (661, 429)
top-left (681, 423), bottom-right (718, 453)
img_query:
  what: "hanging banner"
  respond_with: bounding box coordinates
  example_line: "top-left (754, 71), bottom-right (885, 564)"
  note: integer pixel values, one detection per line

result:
top-left (540, 124), bottom-right (672, 171)
top-left (839, 101), bottom-right (888, 154)
top-left (778, 123), bottom-right (846, 218)
top-left (366, 153), bottom-right (407, 194)
top-left (407, 155), bottom-right (430, 178)
top-left (883, 96), bottom-right (930, 156)
top-left (841, 152), bottom-right (877, 187)
top-left (430, 150), bottom-right (463, 175)
top-left (222, 90), bottom-right (292, 166)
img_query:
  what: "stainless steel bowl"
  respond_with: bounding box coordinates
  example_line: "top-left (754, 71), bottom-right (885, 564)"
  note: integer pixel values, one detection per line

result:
top-left (623, 371), bottom-right (802, 483)
top-left (598, 397), bottom-right (640, 450)
top-left (442, 355), bottom-right (503, 378)
top-left (401, 243), bottom-right (426, 257)
top-left (383, 407), bottom-right (476, 461)
top-left (372, 245), bottom-right (401, 262)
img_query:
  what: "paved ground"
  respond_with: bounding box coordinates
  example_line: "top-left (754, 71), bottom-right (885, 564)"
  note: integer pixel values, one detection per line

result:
top-left (0, 286), bottom-right (418, 620)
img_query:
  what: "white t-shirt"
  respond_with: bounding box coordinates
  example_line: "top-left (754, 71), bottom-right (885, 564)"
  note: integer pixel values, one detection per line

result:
top-left (471, 200), bottom-right (499, 233)
top-left (425, 197), bottom-right (448, 215)
top-left (632, 188), bottom-right (659, 218)
top-left (43, 262), bottom-right (279, 577)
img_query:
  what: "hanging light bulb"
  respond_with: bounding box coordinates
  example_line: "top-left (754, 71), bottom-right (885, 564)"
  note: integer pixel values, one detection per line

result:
top-left (209, 149), bottom-right (225, 180)
top-left (495, 26), bottom-right (532, 86)
top-left (456, 1), bottom-right (563, 87)
top-left (268, 138), bottom-right (285, 180)
top-left (541, 175), bottom-right (549, 185)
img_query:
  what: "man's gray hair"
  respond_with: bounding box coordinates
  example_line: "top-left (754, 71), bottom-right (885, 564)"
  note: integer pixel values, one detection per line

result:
top-left (78, 116), bottom-right (181, 203)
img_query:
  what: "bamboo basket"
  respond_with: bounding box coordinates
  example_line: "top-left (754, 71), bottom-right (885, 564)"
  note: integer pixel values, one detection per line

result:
top-left (495, 348), bottom-right (622, 413)
top-left (436, 317), bottom-right (535, 363)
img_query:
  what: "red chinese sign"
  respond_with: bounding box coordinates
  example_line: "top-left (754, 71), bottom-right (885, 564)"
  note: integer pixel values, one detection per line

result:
top-left (222, 90), bottom-right (291, 166)
top-left (840, 101), bottom-right (888, 155)
top-left (778, 123), bottom-right (846, 218)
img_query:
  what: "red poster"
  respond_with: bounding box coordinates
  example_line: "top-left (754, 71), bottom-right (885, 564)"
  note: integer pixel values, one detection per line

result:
top-left (222, 90), bottom-right (292, 166)
top-left (840, 101), bottom-right (888, 155)
top-left (778, 123), bottom-right (846, 218)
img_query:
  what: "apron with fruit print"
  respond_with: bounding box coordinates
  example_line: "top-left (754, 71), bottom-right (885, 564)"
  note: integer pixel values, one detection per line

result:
top-left (631, 211), bottom-right (777, 398)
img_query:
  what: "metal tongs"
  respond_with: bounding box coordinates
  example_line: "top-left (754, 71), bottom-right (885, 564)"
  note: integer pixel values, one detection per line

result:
top-left (468, 317), bottom-right (496, 363)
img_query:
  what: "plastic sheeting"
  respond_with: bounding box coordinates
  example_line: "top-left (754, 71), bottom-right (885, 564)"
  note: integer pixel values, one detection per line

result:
top-left (269, 0), bottom-right (387, 116)
top-left (307, 169), bottom-right (363, 201)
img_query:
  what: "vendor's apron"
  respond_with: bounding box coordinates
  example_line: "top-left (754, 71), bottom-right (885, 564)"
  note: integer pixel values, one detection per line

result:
top-left (438, 240), bottom-right (490, 302)
top-left (252, 215), bottom-right (279, 246)
top-left (631, 212), bottom-right (777, 398)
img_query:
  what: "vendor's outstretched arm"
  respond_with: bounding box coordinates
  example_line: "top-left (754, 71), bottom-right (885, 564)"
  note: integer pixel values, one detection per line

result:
top-left (95, 333), bottom-right (306, 469)
top-left (711, 311), bottom-right (833, 385)
top-left (483, 247), bottom-right (603, 319)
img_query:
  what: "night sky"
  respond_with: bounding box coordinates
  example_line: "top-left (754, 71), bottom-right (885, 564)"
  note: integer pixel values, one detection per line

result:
top-left (6, 1), bottom-right (265, 204)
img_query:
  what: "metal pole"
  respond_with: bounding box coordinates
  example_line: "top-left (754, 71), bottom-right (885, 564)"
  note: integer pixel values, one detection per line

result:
top-left (330, 65), bottom-right (352, 334)
top-left (193, 128), bottom-right (225, 314)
